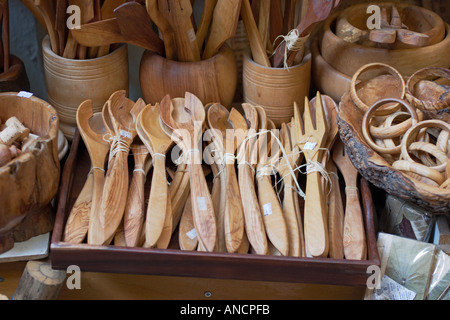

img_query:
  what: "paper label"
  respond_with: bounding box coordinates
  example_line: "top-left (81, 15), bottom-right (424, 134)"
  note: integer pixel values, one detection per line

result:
top-left (303, 142), bottom-right (317, 150)
top-left (197, 197), bottom-right (207, 211)
top-left (373, 275), bottom-right (416, 300)
top-left (119, 129), bottom-right (132, 139)
top-left (186, 228), bottom-right (197, 240)
top-left (263, 203), bottom-right (272, 216)
top-left (188, 29), bottom-right (196, 42)
top-left (17, 91), bottom-right (33, 98)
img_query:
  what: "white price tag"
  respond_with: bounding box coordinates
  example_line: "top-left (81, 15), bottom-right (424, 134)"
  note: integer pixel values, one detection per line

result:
top-left (303, 142), bottom-right (317, 150)
top-left (197, 197), bottom-right (207, 211)
top-left (119, 129), bottom-right (132, 139)
top-left (186, 228), bottom-right (197, 240)
top-left (17, 91), bottom-right (33, 98)
top-left (263, 203), bottom-right (272, 216)
top-left (188, 29), bottom-right (196, 42)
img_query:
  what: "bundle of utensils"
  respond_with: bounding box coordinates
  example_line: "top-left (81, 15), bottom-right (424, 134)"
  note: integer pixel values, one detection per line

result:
top-left (241, 0), bottom-right (342, 68)
top-left (64, 89), bottom-right (367, 261)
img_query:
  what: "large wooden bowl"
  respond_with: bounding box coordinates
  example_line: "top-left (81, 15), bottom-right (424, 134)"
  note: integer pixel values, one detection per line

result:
top-left (0, 92), bottom-right (60, 253)
top-left (139, 44), bottom-right (237, 108)
top-left (320, 11), bottom-right (450, 78)
top-left (337, 91), bottom-right (450, 215)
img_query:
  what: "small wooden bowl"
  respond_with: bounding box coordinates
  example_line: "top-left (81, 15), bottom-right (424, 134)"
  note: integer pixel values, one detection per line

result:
top-left (320, 11), bottom-right (450, 77)
top-left (0, 55), bottom-right (30, 93)
top-left (337, 90), bottom-right (450, 215)
top-left (139, 44), bottom-right (237, 108)
top-left (335, 2), bottom-right (445, 49)
top-left (0, 92), bottom-right (60, 254)
top-left (405, 67), bottom-right (450, 111)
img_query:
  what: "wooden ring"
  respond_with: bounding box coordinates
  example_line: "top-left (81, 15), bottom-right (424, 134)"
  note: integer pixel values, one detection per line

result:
top-left (405, 67), bottom-right (450, 111)
top-left (407, 141), bottom-right (448, 173)
top-left (370, 109), bottom-right (424, 139)
top-left (350, 63), bottom-right (406, 115)
top-left (400, 119), bottom-right (450, 170)
top-left (392, 160), bottom-right (445, 186)
top-left (362, 98), bottom-right (418, 154)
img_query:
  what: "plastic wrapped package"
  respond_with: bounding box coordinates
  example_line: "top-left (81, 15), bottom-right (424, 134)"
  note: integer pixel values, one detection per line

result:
top-left (427, 249), bottom-right (450, 300)
top-left (380, 195), bottom-right (435, 242)
top-left (367, 232), bottom-right (437, 300)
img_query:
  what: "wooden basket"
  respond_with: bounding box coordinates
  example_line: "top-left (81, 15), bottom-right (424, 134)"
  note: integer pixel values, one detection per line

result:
top-left (0, 92), bottom-right (60, 253)
top-left (337, 90), bottom-right (450, 215)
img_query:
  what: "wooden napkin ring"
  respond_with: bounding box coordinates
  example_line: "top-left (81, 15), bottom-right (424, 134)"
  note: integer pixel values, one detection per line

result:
top-left (400, 119), bottom-right (450, 171)
top-left (362, 98), bottom-right (419, 154)
top-left (405, 67), bottom-right (450, 111)
top-left (407, 141), bottom-right (448, 173)
top-left (370, 109), bottom-right (424, 139)
top-left (392, 160), bottom-right (445, 186)
top-left (350, 63), bottom-right (406, 115)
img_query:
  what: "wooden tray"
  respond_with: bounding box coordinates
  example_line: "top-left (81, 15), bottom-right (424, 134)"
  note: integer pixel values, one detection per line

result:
top-left (50, 130), bottom-right (380, 286)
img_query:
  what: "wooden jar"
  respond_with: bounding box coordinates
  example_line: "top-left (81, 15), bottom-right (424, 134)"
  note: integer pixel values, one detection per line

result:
top-left (42, 36), bottom-right (129, 140)
top-left (0, 92), bottom-right (60, 254)
top-left (242, 51), bottom-right (311, 127)
top-left (0, 55), bottom-right (30, 93)
top-left (139, 44), bottom-right (237, 107)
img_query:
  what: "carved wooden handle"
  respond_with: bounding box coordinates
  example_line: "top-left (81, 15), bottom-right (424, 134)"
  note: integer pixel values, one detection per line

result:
top-left (343, 187), bottom-right (367, 260)
top-left (281, 174), bottom-right (303, 257)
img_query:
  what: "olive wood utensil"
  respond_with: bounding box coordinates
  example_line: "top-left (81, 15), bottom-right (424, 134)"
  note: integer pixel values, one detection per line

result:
top-left (69, 102), bottom-right (109, 244)
top-left (207, 104), bottom-right (247, 253)
top-left (202, 0), bottom-right (241, 60)
top-left (123, 142), bottom-right (151, 247)
top-left (240, 0), bottom-right (270, 67)
top-left (114, 2), bottom-right (165, 56)
top-left (326, 159), bottom-right (344, 259)
top-left (34, 0), bottom-right (59, 55)
top-left (160, 93), bottom-right (217, 252)
top-left (178, 192), bottom-right (198, 250)
top-left (293, 92), bottom-right (329, 258)
top-left (145, 0), bottom-right (177, 60)
top-left (271, 0), bottom-right (337, 68)
top-left (138, 104), bottom-right (174, 248)
top-left (255, 106), bottom-right (289, 256)
top-left (93, 91), bottom-right (145, 245)
top-left (195, 0), bottom-right (217, 51)
top-left (257, 0), bottom-right (270, 55)
top-left (269, 0), bottom-right (283, 47)
top-left (55, 0), bottom-right (67, 58)
top-left (332, 139), bottom-right (366, 260)
top-left (238, 103), bottom-right (268, 255)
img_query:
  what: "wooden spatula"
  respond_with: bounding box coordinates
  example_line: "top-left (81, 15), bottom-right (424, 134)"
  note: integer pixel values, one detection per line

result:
top-left (202, 0), bottom-right (241, 59)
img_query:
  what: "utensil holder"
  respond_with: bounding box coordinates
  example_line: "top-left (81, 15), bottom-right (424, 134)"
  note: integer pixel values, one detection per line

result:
top-left (242, 50), bottom-right (311, 127)
top-left (42, 36), bottom-right (129, 140)
top-left (139, 44), bottom-right (237, 107)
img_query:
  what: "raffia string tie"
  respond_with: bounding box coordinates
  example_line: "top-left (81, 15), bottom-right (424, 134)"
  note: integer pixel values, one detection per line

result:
top-left (272, 29), bottom-right (309, 69)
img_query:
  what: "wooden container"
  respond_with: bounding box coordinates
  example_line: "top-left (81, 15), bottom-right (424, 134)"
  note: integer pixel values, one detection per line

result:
top-left (0, 92), bottom-right (60, 254)
top-left (242, 51), bottom-right (311, 127)
top-left (139, 44), bottom-right (237, 107)
top-left (320, 12), bottom-right (450, 78)
top-left (42, 36), bottom-right (129, 141)
top-left (50, 129), bottom-right (380, 287)
top-left (0, 55), bottom-right (30, 93)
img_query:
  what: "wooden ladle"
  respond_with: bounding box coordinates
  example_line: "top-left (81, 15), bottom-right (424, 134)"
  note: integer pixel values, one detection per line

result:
top-left (138, 104), bottom-right (174, 248)
top-left (207, 104), bottom-right (247, 253)
top-left (160, 92), bottom-right (217, 252)
top-left (65, 103), bottom-right (109, 243)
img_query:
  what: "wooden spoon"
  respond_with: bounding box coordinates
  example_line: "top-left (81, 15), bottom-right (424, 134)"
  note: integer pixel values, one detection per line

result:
top-left (114, 2), bottom-right (165, 55)
top-left (160, 92), bottom-right (217, 252)
top-left (332, 139), bottom-right (367, 260)
top-left (138, 104), bottom-right (174, 248)
top-left (71, 17), bottom-right (126, 48)
top-left (34, 0), bottom-right (59, 55)
top-left (195, 0), bottom-right (217, 51)
top-left (207, 104), bottom-right (247, 253)
top-left (202, 0), bottom-right (242, 59)
top-left (68, 102), bottom-right (109, 244)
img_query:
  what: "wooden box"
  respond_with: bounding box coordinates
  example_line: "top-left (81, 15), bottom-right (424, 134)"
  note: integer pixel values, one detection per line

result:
top-left (50, 130), bottom-right (380, 287)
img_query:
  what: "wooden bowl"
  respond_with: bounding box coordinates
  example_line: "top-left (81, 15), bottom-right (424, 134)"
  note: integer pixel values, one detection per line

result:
top-left (139, 44), bottom-right (237, 108)
top-left (335, 2), bottom-right (445, 49)
top-left (42, 36), bottom-right (129, 141)
top-left (337, 90), bottom-right (450, 215)
top-left (320, 11), bottom-right (450, 77)
top-left (242, 50), bottom-right (311, 127)
top-left (0, 92), bottom-right (60, 253)
top-left (0, 55), bottom-right (30, 93)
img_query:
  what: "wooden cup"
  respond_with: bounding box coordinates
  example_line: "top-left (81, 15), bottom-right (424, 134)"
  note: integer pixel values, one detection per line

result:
top-left (139, 44), bottom-right (237, 108)
top-left (242, 50), bottom-right (311, 127)
top-left (42, 36), bottom-right (129, 140)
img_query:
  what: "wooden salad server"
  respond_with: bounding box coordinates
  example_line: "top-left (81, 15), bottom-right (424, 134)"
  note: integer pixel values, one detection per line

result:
top-left (91, 91), bottom-right (145, 245)
top-left (178, 192), bottom-right (198, 250)
top-left (65, 102), bottom-right (109, 244)
top-left (293, 93), bottom-right (329, 258)
top-left (207, 104), bottom-right (247, 253)
top-left (160, 93), bottom-right (217, 252)
top-left (271, 0), bottom-right (338, 68)
top-left (145, 0), bottom-right (177, 60)
top-left (122, 141), bottom-right (151, 247)
top-left (332, 139), bottom-right (367, 260)
top-left (195, 0), bottom-right (217, 51)
top-left (255, 107), bottom-right (289, 256)
top-left (238, 103), bottom-right (268, 255)
top-left (138, 104), bottom-right (174, 248)
top-left (202, 0), bottom-right (241, 59)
